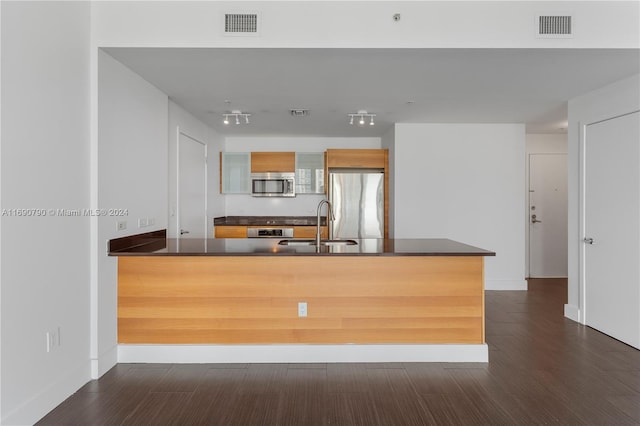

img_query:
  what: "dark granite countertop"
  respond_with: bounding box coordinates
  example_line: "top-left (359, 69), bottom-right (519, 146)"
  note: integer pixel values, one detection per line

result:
top-left (214, 216), bottom-right (326, 226)
top-left (108, 231), bottom-right (495, 257)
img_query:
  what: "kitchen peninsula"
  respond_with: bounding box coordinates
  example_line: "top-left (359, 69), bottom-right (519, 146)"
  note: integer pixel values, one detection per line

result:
top-left (110, 231), bottom-right (495, 363)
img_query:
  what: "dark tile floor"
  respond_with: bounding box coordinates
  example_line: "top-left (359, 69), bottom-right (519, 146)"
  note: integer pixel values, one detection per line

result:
top-left (37, 279), bottom-right (640, 425)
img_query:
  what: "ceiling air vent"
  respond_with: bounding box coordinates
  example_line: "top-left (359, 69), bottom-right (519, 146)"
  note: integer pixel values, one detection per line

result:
top-left (224, 13), bottom-right (259, 35)
top-left (536, 15), bottom-right (573, 38)
top-left (290, 109), bottom-right (310, 117)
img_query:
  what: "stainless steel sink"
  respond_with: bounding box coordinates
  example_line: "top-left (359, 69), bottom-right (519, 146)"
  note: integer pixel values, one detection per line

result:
top-left (278, 239), bottom-right (315, 246)
top-left (321, 239), bottom-right (358, 246)
top-left (278, 239), bottom-right (358, 246)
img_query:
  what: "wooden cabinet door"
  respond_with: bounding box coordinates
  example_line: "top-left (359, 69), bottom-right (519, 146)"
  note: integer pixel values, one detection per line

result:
top-left (326, 149), bottom-right (387, 169)
top-left (293, 226), bottom-right (327, 239)
top-left (251, 152), bottom-right (295, 173)
top-left (214, 226), bottom-right (248, 238)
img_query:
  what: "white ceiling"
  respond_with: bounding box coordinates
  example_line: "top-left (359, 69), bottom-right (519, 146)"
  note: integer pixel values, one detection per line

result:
top-left (104, 48), bottom-right (639, 137)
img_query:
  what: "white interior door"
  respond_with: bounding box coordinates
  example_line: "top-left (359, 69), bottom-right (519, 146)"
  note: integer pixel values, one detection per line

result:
top-left (584, 111), bottom-right (640, 349)
top-left (178, 132), bottom-right (207, 238)
top-left (529, 154), bottom-right (568, 278)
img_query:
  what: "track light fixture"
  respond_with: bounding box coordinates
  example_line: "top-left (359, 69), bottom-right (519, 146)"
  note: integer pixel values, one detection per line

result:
top-left (348, 110), bottom-right (376, 127)
top-left (223, 110), bottom-right (251, 126)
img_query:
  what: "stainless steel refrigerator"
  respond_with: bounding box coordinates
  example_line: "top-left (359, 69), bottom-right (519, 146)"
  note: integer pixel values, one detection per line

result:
top-left (329, 169), bottom-right (384, 239)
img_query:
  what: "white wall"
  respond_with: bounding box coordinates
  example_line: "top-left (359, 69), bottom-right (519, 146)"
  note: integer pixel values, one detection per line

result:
top-left (223, 137), bottom-right (380, 216)
top-left (95, 50), bottom-right (168, 377)
top-left (393, 124), bottom-right (527, 290)
top-left (168, 101), bottom-right (225, 238)
top-left (0, 2), bottom-right (91, 424)
top-left (91, 1), bottom-right (639, 48)
top-left (565, 73), bottom-right (640, 322)
top-left (527, 134), bottom-right (568, 154)
top-left (525, 134), bottom-right (568, 277)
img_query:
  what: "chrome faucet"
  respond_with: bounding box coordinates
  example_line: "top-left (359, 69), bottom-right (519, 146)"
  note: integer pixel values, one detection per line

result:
top-left (316, 199), bottom-right (334, 246)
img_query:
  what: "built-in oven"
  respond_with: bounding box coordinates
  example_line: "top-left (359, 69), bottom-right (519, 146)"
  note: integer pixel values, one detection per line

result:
top-left (247, 228), bottom-right (294, 238)
top-left (251, 172), bottom-right (295, 197)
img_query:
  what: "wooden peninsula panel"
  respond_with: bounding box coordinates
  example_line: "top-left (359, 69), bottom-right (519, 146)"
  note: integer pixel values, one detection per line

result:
top-left (118, 256), bottom-right (485, 345)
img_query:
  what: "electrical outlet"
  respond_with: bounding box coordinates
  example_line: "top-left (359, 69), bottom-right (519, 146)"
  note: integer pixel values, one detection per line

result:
top-left (298, 302), bottom-right (308, 318)
top-left (138, 218), bottom-right (148, 228)
top-left (148, 217), bottom-right (155, 226)
top-left (117, 220), bottom-right (127, 231)
top-left (46, 329), bottom-right (58, 353)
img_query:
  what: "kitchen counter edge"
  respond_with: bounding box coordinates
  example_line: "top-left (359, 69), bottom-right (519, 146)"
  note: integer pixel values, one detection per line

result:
top-left (108, 231), bottom-right (495, 257)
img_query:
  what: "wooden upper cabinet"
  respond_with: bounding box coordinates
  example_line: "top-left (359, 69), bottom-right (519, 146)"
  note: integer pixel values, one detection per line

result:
top-left (326, 149), bottom-right (387, 169)
top-left (251, 152), bottom-right (295, 173)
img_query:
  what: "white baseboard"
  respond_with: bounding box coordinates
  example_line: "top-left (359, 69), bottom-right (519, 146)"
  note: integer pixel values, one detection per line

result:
top-left (564, 304), bottom-right (581, 323)
top-left (118, 344), bottom-right (489, 363)
top-left (485, 279), bottom-right (528, 290)
top-left (92, 344), bottom-right (118, 379)
top-left (1, 362), bottom-right (91, 426)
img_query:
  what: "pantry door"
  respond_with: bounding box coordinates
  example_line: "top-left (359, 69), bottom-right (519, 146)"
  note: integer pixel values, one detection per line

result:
top-left (178, 131), bottom-right (207, 239)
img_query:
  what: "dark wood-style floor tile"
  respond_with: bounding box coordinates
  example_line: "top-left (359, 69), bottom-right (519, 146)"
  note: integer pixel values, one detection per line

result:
top-left (404, 363), bottom-right (465, 395)
top-left (238, 363), bottom-right (287, 395)
top-left (217, 393), bottom-right (281, 426)
top-left (279, 392), bottom-right (328, 426)
top-left (121, 392), bottom-right (192, 425)
top-left (151, 363), bottom-right (211, 392)
top-left (366, 367), bottom-right (416, 396)
top-left (35, 392), bottom-right (101, 426)
top-left (565, 394), bottom-right (639, 425)
top-left (607, 395), bottom-right (640, 422)
top-left (327, 393), bottom-right (382, 426)
top-left (326, 363), bottom-right (370, 393)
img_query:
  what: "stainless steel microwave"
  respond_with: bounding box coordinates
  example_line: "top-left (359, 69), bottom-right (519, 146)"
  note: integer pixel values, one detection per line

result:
top-left (251, 172), bottom-right (295, 197)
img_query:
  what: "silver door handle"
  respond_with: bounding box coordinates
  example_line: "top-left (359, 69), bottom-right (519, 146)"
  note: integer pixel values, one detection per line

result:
top-left (180, 229), bottom-right (190, 235)
top-left (531, 215), bottom-right (542, 224)
top-left (583, 237), bottom-right (594, 245)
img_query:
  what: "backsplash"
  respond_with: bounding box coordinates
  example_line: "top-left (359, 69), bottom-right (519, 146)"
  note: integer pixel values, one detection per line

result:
top-left (224, 193), bottom-right (327, 216)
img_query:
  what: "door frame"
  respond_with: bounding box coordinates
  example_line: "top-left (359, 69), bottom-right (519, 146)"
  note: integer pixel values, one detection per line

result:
top-left (579, 110), bottom-right (640, 325)
top-left (176, 127), bottom-right (208, 239)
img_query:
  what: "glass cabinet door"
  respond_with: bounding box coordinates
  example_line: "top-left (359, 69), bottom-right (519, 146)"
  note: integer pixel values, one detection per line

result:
top-left (221, 152), bottom-right (250, 194)
top-left (295, 152), bottom-right (325, 194)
